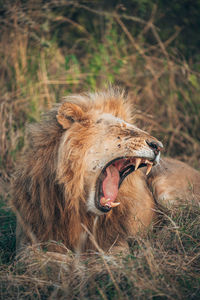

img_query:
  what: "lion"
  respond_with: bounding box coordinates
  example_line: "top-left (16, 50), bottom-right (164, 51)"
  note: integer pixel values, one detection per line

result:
top-left (12, 88), bottom-right (200, 254)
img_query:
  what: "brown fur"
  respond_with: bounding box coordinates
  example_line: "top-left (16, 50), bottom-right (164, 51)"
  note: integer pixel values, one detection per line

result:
top-left (12, 89), bottom-right (200, 254)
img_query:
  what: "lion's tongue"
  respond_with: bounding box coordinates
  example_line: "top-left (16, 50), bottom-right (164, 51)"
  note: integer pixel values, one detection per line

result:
top-left (102, 165), bottom-right (120, 201)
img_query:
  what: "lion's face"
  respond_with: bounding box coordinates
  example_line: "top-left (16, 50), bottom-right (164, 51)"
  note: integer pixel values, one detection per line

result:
top-left (84, 113), bottom-right (162, 215)
top-left (57, 100), bottom-right (163, 216)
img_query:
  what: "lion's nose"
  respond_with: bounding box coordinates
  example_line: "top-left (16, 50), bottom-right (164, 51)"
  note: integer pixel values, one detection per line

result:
top-left (146, 139), bottom-right (163, 155)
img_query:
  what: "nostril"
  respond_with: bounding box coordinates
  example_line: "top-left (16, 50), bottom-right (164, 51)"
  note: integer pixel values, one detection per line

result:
top-left (146, 139), bottom-right (163, 152)
top-left (147, 141), bottom-right (158, 150)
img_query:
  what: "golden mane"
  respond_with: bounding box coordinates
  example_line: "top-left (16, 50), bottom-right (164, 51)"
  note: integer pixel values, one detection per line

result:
top-left (12, 89), bottom-right (138, 251)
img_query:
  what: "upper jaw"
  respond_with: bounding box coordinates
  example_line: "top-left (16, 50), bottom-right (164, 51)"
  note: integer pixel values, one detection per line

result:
top-left (94, 155), bottom-right (159, 214)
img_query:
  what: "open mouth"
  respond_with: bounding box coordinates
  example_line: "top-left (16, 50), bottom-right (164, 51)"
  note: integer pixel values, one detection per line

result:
top-left (95, 157), bottom-right (155, 213)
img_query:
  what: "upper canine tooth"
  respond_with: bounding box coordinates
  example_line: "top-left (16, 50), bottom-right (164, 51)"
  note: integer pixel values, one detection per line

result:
top-left (135, 158), bottom-right (142, 171)
top-left (145, 159), bottom-right (153, 165)
top-left (146, 164), bottom-right (152, 175)
top-left (110, 202), bottom-right (120, 207)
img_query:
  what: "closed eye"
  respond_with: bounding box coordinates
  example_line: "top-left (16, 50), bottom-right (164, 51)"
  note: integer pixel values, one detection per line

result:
top-left (96, 118), bottom-right (103, 124)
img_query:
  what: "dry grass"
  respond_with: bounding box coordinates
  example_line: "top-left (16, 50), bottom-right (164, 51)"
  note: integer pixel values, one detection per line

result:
top-left (0, 1), bottom-right (200, 299)
top-left (0, 204), bottom-right (199, 299)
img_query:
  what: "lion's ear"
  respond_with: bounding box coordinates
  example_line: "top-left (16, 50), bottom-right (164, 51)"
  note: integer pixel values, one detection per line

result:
top-left (56, 102), bottom-right (85, 129)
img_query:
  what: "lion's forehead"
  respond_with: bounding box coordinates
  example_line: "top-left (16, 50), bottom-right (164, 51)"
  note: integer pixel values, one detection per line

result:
top-left (96, 113), bottom-right (130, 127)
top-left (95, 113), bottom-right (144, 136)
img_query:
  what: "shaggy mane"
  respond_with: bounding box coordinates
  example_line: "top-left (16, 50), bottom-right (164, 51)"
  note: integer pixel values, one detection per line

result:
top-left (12, 89), bottom-right (135, 252)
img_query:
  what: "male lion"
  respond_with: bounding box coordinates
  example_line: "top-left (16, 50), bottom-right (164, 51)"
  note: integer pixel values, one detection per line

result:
top-left (12, 89), bottom-right (200, 254)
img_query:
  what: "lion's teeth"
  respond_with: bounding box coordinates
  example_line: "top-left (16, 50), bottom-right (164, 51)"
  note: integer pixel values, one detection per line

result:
top-left (101, 197), bottom-right (110, 205)
top-left (135, 158), bottom-right (142, 171)
top-left (110, 202), bottom-right (120, 207)
top-left (145, 159), bottom-right (153, 165)
top-left (105, 198), bottom-right (111, 203)
top-left (101, 197), bottom-right (106, 204)
top-left (146, 164), bottom-right (152, 175)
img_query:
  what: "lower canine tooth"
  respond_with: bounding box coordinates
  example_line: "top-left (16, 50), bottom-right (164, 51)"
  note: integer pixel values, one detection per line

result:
top-left (135, 158), bottom-right (142, 171)
top-left (146, 164), bottom-right (152, 175)
top-left (110, 202), bottom-right (120, 207)
top-left (101, 197), bottom-right (106, 204)
top-left (101, 197), bottom-right (110, 204)
top-left (105, 198), bottom-right (111, 203)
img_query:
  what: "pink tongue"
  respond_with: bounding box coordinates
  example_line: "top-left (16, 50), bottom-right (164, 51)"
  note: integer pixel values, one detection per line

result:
top-left (102, 165), bottom-right (120, 201)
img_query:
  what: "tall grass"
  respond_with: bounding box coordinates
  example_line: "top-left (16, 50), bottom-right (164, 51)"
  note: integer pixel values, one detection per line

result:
top-left (0, 1), bottom-right (200, 299)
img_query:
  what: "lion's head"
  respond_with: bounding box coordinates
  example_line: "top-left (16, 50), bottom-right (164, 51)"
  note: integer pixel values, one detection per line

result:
top-left (13, 88), bottom-right (164, 252)
top-left (56, 90), bottom-right (163, 216)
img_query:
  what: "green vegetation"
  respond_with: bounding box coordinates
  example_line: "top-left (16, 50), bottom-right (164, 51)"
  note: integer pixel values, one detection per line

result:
top-left (0, 1), bottom-right (200, 299)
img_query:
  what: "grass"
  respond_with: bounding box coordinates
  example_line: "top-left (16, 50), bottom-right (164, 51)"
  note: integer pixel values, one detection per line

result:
top-left (0, 204), bottom-right (199, 299)
top-left (0, 1), bottom-right (200, 299)
top-left (0, 197), bottom-right (16, 264)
